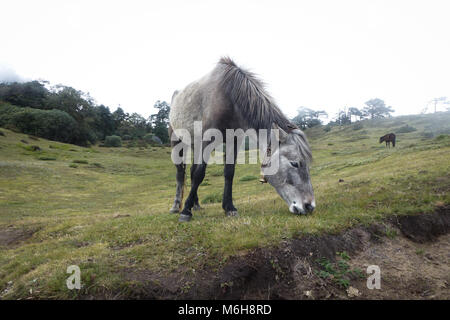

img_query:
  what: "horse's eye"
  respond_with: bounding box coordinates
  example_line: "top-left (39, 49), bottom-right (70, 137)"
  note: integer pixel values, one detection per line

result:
top-left (290, 161), bottom-right (299, 168)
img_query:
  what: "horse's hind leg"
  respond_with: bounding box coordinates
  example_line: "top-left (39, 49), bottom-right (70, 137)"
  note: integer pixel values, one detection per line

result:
top-left (170, 163), bottom-right (185, 213)
top-left (190, 164), bottom-right (202, 211)
top-left (170, 136), bottom-right (186, 213)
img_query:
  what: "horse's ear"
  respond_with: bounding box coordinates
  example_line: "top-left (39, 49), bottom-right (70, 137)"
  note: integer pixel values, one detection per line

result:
top-left (279, 127), bottom-right (288, 143)
top-left (272, 124), bottom-right (288, 143)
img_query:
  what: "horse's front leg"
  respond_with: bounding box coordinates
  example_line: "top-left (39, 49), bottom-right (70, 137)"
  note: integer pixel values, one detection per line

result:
top-left (222, 138), bottom-right (239, 217)
top-left (190, 164), bottom-right (202, 211)
top-left (179, 163), bottom-right (207, 222)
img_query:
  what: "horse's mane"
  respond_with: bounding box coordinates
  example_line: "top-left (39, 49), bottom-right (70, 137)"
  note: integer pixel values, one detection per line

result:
top-left (216, 57), bottom-right (292, 131)
top-left (216, 57), bottom-right (311, 162)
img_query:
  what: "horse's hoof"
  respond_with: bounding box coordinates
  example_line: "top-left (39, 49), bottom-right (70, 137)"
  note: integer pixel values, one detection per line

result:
top-left (178, 214), bottom-right (192, 222)
top-left (226, 210), bottom-right (239, 217)
top-left (193, 204), bottom-right (203, 211)
top-left (169, 207), bottom-right (180, 213)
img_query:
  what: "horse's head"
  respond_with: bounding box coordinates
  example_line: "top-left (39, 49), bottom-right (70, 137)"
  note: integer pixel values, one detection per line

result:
top-left (261, 127), bottom-right (315, 215)
top-left (379, 136), bottom-right (383, 143)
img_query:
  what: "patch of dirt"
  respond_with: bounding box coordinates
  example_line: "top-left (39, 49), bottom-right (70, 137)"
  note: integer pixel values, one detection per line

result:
top-left (0, 227), bottom-right (35, 248)
top-left (113, 206), bottom-right (449, 300)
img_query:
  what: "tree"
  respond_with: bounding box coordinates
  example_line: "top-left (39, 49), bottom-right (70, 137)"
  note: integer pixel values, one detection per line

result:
top-left (0, 80), bottom-right (49, 109)
top-left (150, 100), bottom-right (170, 143)
top-left (363, 98), bottom-right (394, 119)
top-left (92, 105), bottom-right (115, 140)
top-left (112, 107), bottom-right (127, 127)
top-left (291, 107), bottom-right (328, 129)
top-left (424, 97), bottom-right (450, 113)
top-left (348, 107), bottom-right (363, 122)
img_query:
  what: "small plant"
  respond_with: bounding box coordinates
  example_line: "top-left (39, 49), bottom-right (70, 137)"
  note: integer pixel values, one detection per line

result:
top-left (209, 168), bottom-right (223, 176)
top-left (0, 130), bottom-right (5, 136)
top-left (69, 163), bottom-right (78, 168)
top-left (352, 122), bottom-right (363, 130)
top-left (415, 248), bottom-right (425, 256)
top-left (385, 227), bottom-right (398, 239)
top-left (315, 252), bottom-right (363, 289)
top-left (239, 175), bottom-right (257, 182)
top-left (28, 135), bottom-right (39, 141)
top-left (337, 251), bottom-right (350, 261)
top-left (202, 192), bottom-right (222, 204)
top-left (22, 145), bottom-right (41, 152)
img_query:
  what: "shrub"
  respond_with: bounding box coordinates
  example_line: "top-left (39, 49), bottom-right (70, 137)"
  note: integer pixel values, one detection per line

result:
top-left (421, 131), bottom-right (434, 139)
top-left (91, 162), bottom-right (104, 168)
top-left (435, 134), bottom-right (449, 141)
top-left (137, 140), bottom-right (148, 148)
top-left (144, 133), bottom-right (163, 145)
top-left (396, 125), bottom-right (417, 133)
top-left (29, 145), bottom-right (41, 152)
top-left (104, 135), bottom-right (122, 147)
top-left (0, 130), bottom-right (4, 136)
top-left (38, 156), bottom-right (56, 161)
top-left (352, 122), bottom-right (364, 130)
top-left (122, 134), bottom-right (132, 141)
top-left (143, 133), bottom-right (154, 144)
top-left (69, 163), bottom-right (78, 168)
top-left (72, 159), bottom-right (88, 164)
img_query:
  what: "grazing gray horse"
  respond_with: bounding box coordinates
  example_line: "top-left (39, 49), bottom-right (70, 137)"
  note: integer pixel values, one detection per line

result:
top-left (169, 57), bottom-right (315, 222)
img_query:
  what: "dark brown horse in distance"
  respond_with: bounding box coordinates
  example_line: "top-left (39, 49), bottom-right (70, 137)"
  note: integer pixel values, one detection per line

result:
top-left (379, 133), bottom-right (396, 147)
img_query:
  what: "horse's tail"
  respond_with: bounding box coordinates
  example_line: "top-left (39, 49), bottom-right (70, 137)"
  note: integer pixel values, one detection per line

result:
top-left (216, 57), bottom-right (291, 132)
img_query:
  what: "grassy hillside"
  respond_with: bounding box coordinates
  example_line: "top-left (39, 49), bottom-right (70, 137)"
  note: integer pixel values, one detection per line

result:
top-left (0, 112), bottom-right (449, 299)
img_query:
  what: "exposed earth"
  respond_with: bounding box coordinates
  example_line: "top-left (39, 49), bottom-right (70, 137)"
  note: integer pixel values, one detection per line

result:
top-left (119, 206), bottom-right (449, 300)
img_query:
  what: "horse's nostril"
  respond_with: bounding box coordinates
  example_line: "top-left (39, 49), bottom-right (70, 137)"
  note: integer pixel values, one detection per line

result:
top-left (305, 203), bottom-right (314, 212)
top-left (293, 201), bottom-right (296, 204)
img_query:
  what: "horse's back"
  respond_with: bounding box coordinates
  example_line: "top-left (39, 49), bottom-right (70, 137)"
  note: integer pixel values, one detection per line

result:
top-left (169, 70), bottom-right (232, 137)
top-left (169, 76), bottom-right (209, 137)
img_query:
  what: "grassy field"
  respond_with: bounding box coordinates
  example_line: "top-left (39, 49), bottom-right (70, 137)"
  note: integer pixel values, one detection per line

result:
top-left (0, 112), bottom-right (449, 299)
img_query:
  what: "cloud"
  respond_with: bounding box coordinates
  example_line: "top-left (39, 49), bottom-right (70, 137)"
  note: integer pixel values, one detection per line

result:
top-left (0, 64), bottom-right (27, 83)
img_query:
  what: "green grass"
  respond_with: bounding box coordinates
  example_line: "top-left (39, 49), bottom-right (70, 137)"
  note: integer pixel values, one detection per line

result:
top-left (0, 111), bottom-right (449, 299)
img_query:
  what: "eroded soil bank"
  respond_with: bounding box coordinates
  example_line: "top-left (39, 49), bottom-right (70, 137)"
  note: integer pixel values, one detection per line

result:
top-left (120, 205), bottom-right (449, 300)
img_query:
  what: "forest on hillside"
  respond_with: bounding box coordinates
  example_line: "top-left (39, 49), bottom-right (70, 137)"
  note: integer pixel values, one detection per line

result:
top-left (0, 80), bottom-right (170, 146)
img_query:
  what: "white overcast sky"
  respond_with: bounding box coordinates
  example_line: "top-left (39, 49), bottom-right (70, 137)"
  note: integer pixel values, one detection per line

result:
top-left (1, 0), bottom-right (449, 119)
